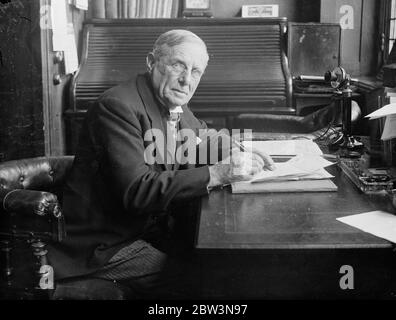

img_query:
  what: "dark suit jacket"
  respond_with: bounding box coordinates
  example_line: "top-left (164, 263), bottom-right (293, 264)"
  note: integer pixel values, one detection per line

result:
top-left (48, 74), bottom-right (210, 279)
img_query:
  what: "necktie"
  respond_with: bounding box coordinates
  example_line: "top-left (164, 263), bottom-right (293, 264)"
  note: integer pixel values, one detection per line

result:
top-left (166, 111), bottom-right (180, 166)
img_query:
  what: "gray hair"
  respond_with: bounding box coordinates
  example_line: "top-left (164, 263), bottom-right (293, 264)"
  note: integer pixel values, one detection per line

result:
top-left (151, 29), bottom-right (209, 61)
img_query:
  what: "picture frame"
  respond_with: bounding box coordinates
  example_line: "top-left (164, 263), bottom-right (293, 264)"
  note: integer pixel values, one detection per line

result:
top-left (182, 0), bottom-right (213, 17)
top-left (241, 5), bottom-right (279, 18)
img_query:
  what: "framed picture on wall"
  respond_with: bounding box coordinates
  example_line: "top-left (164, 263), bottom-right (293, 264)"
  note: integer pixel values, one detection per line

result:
top-left (242, 5), bottom-right (279, 18)
top-left (182, 0), bottom-right (213, 17)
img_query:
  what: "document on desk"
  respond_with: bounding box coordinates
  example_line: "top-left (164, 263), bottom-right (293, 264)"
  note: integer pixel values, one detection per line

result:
top-left (231, 154), bottom-right (337, 193)
top-left (337, 211), bottom-right (396, 243)
top-left (250, 154), bottom-right (334, 182)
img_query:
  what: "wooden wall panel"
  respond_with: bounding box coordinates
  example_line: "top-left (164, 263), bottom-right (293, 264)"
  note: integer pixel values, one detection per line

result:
top-left (0, 0), bottom-right (44, 161)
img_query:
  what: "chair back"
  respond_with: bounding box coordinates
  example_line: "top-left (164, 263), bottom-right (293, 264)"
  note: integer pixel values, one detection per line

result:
top-left (0, 156), bottom-right (75, 196)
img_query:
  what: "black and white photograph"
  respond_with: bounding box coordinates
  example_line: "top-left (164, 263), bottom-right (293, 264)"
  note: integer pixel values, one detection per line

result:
top-left (1, 0), bottom-right (396, 308)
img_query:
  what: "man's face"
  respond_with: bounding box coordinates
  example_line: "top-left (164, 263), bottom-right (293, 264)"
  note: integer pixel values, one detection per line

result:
top-left (149, 41), bottom-right (208, 109)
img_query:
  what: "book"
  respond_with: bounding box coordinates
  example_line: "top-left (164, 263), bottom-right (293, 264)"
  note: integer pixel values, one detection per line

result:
top-left (155, 0), bottom-right (162, 18)
top-left (105, 0), bottom-right (118, 18)
top-left (138, 0), bottom-right (147, 17)
top-left (147, 0), bottom-right (154, 18)
top-left (171, 0), bottom-right (179, 18)
top-left (122, 0), bottom-right (128, 18)
top-left (90, 0), bottom-right (106, 18)
top-left (161, 0), bottom-right (167, 18)
top-left (231, 179), bottom-right (338, 194)
top-left (153, 0), bottom-right (158, 18)
top-left (152, 0), bottom-right (158, 18)
top-left (118, 0), bottom-right (122, 17)
top-left (128, 0), bottom-right (137, 18)
top-left (164, 0), bottom-right (172, 17)
top-left (135, 0), bottom-right (140, 17)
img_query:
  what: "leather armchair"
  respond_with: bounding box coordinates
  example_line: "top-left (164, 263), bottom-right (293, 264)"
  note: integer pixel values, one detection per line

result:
top-left (0, 157), bottom-right (132, 300)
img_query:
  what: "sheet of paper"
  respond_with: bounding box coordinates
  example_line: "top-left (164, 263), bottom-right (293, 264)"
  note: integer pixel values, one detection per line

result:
top-left (51, 0), bottom-right (68, 51)
top-left (287, 154), bottom-right (334, 172)
top-left (242, 140), bottom-right (323, 156)
top-left (381, 114), bottom-right (396, 141)
top-left (337, 211), bottom-right (396, 243)
top-left (365, 103), bottom-right (396, 119)
top-left (64, 23), bottom-right (79, 74)
top-left (250, 154), bottom-right (334, 182)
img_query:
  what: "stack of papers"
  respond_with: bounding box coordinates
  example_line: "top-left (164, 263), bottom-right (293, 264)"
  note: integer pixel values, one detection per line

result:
top-left (232, 140), bottom-right (338, 193)
top-left (365, 104), bottom-right (396, 141)
top-left (250, 154), bottom-right (334, 182)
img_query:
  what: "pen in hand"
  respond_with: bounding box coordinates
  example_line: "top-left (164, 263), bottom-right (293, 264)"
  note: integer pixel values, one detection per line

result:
top-left (232, 138), bottom-right (247, 152)
top-left (231, 138), bottom-right (276, 171)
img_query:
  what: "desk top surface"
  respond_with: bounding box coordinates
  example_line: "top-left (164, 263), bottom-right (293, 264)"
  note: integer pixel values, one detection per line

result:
top-left (196, 166), bottom-right (395, 251)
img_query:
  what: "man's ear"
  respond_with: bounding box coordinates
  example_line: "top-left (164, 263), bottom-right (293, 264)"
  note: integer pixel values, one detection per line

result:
top-left (146, 53), bottom-right (155, 73)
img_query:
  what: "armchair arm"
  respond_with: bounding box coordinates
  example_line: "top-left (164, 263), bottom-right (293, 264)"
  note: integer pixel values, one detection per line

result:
top-left (1, 189), bottom-right (60, 217)
top-left (0, 189), bottom-right (66, 242)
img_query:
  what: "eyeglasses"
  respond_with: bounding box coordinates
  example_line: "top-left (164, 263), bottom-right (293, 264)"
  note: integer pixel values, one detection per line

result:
top-left (163, 61), bottom-right (203, 80)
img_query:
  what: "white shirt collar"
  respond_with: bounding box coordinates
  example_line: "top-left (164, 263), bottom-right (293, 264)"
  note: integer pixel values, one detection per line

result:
top-left (169, 106), bottom-right (183, 114)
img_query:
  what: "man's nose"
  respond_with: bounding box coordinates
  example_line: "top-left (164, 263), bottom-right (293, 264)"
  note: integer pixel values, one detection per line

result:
top-left (179, 69), bottom-right (192, 85)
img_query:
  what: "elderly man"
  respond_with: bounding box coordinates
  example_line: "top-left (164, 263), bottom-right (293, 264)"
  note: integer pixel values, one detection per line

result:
top-left (48, 29), bottom-right (274, 298)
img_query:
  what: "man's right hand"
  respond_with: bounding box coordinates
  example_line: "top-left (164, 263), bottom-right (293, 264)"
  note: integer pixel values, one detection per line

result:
top-left (207, 148), bottom-right (274, 188)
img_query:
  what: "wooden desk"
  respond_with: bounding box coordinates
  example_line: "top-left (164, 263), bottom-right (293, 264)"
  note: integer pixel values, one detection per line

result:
top-left (195, 166), bottom-right (396, 299)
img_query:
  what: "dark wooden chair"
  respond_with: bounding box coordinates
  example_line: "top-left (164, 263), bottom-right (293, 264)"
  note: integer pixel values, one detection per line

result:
top-left (0, 157), bottom-right (132, 300)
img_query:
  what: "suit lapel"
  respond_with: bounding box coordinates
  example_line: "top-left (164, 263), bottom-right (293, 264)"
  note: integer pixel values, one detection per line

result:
top-left (136, 74), bottom-right (170, 171)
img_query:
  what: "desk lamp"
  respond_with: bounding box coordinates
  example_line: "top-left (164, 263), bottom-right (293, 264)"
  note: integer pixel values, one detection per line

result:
top-left (324, 67), bottom-right (363, 151)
